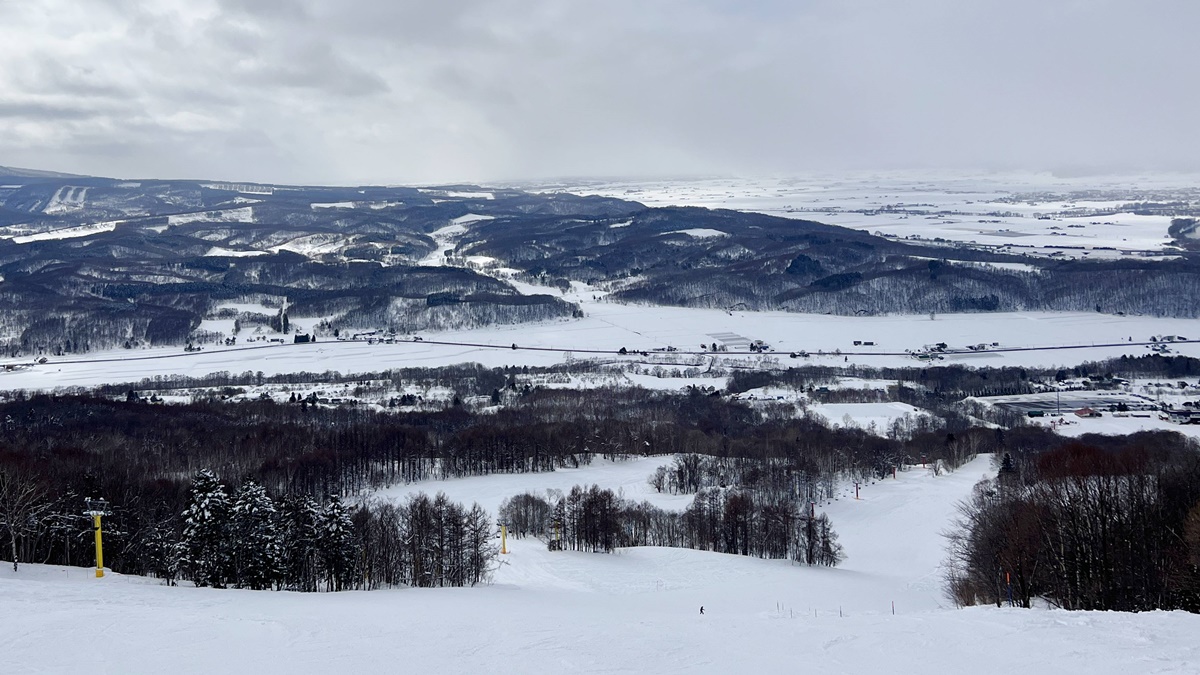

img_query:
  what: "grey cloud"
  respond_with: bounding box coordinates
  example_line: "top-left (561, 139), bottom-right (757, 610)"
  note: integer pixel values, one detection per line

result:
top-left (13, 58), bottom-right (133, 99)
top-left (0, 0), bottom-right (1196, 183)
top-left (234, 41), bottom-right (389, 96)
top-left (216, 0), bottom-right (311, 20)
top-left (0, 100), bottom-right (116, 120)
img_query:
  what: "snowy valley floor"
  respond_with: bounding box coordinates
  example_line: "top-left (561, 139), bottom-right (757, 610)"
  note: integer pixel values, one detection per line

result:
top-left (3, 308), bottom-right (1200, 392)
top-left (4, 454), bottom-right (1199, 674)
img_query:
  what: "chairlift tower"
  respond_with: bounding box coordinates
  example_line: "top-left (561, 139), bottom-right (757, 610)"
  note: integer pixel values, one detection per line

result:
top-left (83, 498), bottom-right (109, 578)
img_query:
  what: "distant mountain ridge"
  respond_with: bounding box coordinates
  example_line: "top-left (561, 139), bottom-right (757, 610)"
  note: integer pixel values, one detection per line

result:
top-left (0, 171), bottom-right (1197, 358)
top-left (0, 165), bottom-right (86, 179)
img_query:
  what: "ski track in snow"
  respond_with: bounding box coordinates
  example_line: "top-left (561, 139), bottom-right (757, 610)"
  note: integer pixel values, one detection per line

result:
top-left (4, 454), bottom-right (1200, 674)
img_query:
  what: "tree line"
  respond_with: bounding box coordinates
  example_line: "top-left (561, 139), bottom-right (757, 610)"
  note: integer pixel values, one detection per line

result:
top-left (0, 390), bottom-right (1072, 578)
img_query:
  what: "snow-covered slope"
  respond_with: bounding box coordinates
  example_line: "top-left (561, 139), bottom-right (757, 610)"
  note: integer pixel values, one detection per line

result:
top-left (4, 454), bottom-right (1199, 674)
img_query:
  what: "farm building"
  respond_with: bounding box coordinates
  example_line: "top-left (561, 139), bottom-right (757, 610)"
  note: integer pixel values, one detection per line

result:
top-left (1164, 408), bottom-right (1200, 424)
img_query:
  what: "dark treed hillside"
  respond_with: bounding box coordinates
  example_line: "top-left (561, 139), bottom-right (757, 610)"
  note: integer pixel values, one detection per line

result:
top-left (3, 176), bottom-right (1199, 358)
top-left (0, 385), bottom-right (1026, 580)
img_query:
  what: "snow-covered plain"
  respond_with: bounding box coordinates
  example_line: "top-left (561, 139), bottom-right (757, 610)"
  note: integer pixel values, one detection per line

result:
top-left (807, 401), bottom-right (929, 434)
top-left (534, 172), bottom-right (1198, 259)
top-left (5, 454), bottom-right (1199, 674)
top-left (3, 306), bottom-right (1198, 392)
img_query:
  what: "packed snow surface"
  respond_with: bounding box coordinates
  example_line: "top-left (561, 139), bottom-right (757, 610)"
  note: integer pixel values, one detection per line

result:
top-left (4, 454), bottom-right (1199, 674)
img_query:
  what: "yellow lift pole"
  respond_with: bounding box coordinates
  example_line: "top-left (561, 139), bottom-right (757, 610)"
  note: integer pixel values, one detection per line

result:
top-left (500, 524), bottom-right (508, 554)
top-left (92, 513), bottom-right (104, 577)
top-left (85, 498), bottom-right (109, 578)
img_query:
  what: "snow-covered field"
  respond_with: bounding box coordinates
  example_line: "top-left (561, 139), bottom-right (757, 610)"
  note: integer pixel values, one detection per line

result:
top-left (5, 454), bottom-right (1199, 674)
top-left (376, 456), bottom-right (692, 513)
top-left (534, 172), bottom-right (1198, 259)
top-left (0, 220), bottom-right (120, 243)
top-left (2, 306), bottom-right (1198, 392)
top-left (807, 401), bottom-right (929, 434)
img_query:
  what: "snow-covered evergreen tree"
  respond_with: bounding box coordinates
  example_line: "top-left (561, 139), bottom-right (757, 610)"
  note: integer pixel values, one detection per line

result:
top-left (813, 513), bottom-right (845, 567)
top-left (230, 481), bottom-right (283, 590)
top-left (317, 496), bottom-right (358, 592)
top-left (143, 518), bottom-right (183, 586)
top-left (280, 494), bottom-right (322, 592)
top-left (181, 470), bottom-right (232, 587)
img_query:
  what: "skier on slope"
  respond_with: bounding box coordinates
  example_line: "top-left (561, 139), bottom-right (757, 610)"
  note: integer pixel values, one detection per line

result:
top-left (699, 606), bottom-right (704, 615)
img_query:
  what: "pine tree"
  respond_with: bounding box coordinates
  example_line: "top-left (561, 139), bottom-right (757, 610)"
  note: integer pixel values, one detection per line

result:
top-left (814, 514), bottom-right (845, 567)
top-left (230, 481), bottom-right (283, 590)
top-left (317, 496), bottom-right (357, 592)
top-left (143, 518), bottom-right (183, 586)
top-left (1000, 452), bottom-right (1016, 475)
top-left (181, 470), bottom-right (232, 587)
top-left (280, 494), bottom-right (322, 592)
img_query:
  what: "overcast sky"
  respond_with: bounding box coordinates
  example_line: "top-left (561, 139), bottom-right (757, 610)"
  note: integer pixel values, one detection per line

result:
top-left (0, 0), bottom-right (1196, 184)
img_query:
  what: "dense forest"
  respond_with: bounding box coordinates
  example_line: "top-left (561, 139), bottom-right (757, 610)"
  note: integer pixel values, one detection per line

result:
top-left (0, 386), bottom-right (1003, 582)
top-left (127, 468), bottom-right (497, 592)
top-left (946, 431), bottom-right (1200, 612)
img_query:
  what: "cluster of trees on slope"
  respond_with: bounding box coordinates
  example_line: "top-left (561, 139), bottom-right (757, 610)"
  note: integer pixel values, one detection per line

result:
top-left (352, 492), bottom-right (496, 589)
top-left (2, 465), bottom-right (497, 591)
top-left (499, 484), bottom-right (843, 566)
top-left (648, 454), bottom-right (848, 502)
top-left (946, 431), bottom-right (1200, 612)
top-left (172, 471), bottom-right (357, 590)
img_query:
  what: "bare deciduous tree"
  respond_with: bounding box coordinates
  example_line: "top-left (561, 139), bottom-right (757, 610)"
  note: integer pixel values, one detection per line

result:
top-left (0, 470), bottom-right (48, 572)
